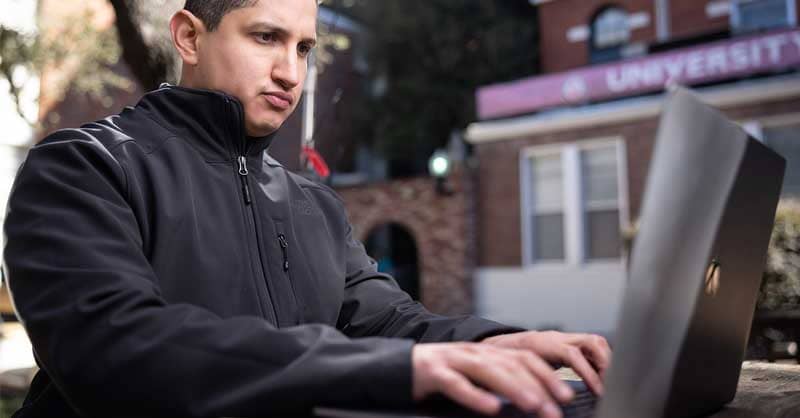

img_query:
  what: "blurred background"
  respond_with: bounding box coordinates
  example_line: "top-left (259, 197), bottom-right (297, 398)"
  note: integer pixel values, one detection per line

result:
top-left (1, 0), bottom-right (800, 414)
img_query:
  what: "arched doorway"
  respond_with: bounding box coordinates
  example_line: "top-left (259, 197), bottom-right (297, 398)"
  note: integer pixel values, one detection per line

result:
top-left (364, 223), bottom-right (420, 300)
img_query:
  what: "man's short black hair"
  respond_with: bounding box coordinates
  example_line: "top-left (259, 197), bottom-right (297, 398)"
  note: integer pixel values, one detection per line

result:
top-left (184, 0), bottom-right (259, 32)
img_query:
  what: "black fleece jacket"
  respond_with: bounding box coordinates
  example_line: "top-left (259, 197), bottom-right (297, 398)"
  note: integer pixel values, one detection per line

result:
top-left (4, 85), bottom-right (519, 418)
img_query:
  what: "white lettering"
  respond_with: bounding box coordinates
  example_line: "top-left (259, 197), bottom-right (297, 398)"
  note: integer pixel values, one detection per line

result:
top-left (729, 42), bottom-right (750, 71)
top-left (750, 40), bottom-right (762, 67)
top-left (686, 51), bottom-right (706, 79)
top-left (595, 30), bottom-right (799, 102)
top-left (664, 56), bottom-right (686, 82)
top-left (705, 47), bottom-right (728, 75)
top-left (606, 67), bottom-right (628, 92)
top-left (622, 64), bottom-right (644, 90)
top-left (641, 61), bottom-right (664, 86)
top-left (762, 35), bottom-right (788, 64)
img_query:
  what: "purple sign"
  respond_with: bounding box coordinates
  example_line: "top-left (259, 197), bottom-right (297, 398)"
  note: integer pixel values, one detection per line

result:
top-left (477, 27), bottom-right (800, 120)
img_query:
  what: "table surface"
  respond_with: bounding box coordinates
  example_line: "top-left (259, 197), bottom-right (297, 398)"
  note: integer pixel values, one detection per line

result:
top-left (3, 361), bottom-right (799, 418)
top-left (553, 361), bottom-right (800, 418)
top-left (708, 361), bottom-right (800, 418)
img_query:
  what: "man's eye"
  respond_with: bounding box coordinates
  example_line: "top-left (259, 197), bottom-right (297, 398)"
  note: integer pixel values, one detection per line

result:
top-left (255, 32), bottom-right (276, 43)
top-left (298, 44), bottom-right (313, 57)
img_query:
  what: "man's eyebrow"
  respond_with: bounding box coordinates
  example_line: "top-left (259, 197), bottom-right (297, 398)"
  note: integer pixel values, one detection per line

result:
top-left (245, 21), bottom-right (317, 45)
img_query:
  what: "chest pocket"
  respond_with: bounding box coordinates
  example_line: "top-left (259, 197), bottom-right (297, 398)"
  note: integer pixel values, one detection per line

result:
top-left (280, 198), bottom-right (346, 325)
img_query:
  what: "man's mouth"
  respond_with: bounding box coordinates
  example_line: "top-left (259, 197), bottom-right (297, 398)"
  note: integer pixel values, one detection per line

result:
top-left (262, 92), bottom-right (293, 110)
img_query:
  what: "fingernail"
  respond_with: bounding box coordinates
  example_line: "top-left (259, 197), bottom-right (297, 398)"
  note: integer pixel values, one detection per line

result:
top-left (543, 402), bottom-right (562, 418)
top-left (558, 384), bottom-right (574, 401)
top-left (525, 393), bottom-right (540, 410)
top-left (490, 398), bottom-right (502, 413)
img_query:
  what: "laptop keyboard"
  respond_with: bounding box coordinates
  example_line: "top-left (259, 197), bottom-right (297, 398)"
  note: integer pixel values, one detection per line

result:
top-left (313, 381), bottom-right (598, 418)
top-left (416, 380), bottom-right (598, 418)
top-left (495, 380), bottom-right (597, 418)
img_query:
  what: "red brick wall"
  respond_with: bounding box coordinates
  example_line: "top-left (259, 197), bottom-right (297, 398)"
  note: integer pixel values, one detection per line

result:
top-left (669, 0), bottom-right (729, 40)
top-left (336, 167), bottom-right (477, 315)
top-left (474, 95), bottom-right (800, 267)
top-left (474, 117), bottom-right (658, 266)
top-left (536, 0), bottom-right (800, 74)
top-left (538, 0), bottom-right (657, 73)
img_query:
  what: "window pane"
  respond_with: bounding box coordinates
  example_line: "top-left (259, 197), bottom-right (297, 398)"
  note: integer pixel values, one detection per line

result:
top-left (586, 209), bottom-right (621, 259)
top-left (764, 123), bottom-right (800, 198)
top-left (534, 214), bottom-right (565, 260)
top-left (737, 0), bottom-right (790, 33)
top-left (582, 146), bottom-right (619, 204)
top-left (531, 154), bottom-right (563, 211)
top-left (593, 8), bottom-right (630, 49)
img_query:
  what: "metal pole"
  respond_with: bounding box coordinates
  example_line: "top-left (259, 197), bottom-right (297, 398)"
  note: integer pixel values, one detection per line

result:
top-left (301, 52), bottom-right (318, 169)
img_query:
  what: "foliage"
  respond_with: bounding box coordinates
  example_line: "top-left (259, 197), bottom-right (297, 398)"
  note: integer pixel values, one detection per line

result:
top-left (0, 25), bottom-right (38, 124)
top-left (0, 8), bottom-right (133, 129)
top-left (325, 0), bottom-right (539, 171)
top-left (0, 395), bottom-right (25, 418)
top-left (758, 199), bottom-right (800, 311)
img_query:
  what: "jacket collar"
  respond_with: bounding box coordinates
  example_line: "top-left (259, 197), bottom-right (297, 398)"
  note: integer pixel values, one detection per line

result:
top-left (136, 84), bottom-right (276, 162)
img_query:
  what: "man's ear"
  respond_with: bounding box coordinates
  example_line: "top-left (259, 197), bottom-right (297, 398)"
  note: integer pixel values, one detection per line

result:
top-left (170, 10), bottom-right (205, 66)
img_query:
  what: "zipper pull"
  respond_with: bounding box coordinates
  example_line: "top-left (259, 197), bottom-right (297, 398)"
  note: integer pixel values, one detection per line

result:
top-left (238, 155), bottom-right (249, 176)
top-left (278, 234), bottom-right (289, 272)
top-left (238, 155), bottom-right (252, 205)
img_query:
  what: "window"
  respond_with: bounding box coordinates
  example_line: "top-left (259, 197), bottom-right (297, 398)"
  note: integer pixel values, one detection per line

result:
top-left (522, 140), bottom-right (627, 265)
top-left (582, 146), bottom-right (622, 259)
top-left (590, 7), bottom-right (630, 64)
top-left (731, 0), bottom-right (797, 34)
top-left (528, 153), bottom-right (566, 261)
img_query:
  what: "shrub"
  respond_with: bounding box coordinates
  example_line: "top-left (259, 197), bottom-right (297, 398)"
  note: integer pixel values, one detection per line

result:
top-left (758, 199), bottom-right (800, 311)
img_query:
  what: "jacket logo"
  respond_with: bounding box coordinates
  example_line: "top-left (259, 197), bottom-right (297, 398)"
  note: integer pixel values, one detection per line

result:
top-left (291, 199), bottom-right (321, 217)
top-left (704, 259), bottom-right (721, 297)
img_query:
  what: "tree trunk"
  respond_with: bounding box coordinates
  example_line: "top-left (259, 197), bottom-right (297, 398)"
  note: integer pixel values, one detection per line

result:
top-left (108, 0), bottom-right (182, 90)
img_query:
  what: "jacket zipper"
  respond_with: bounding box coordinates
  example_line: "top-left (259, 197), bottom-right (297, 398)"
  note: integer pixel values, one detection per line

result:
top-left (238, 155), bottom-right (252, 205)
top-left (225, 96), bottom-right (280, 326)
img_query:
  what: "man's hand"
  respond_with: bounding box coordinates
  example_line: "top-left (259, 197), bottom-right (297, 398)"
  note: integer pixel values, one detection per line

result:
top-left (412, 343), bottom-right (577, 418)
top-left (481, 331), bottom-right (612, 396)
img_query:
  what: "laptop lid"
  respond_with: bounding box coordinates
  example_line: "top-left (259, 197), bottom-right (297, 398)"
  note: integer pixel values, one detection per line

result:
top-left (594, 87), bottom-right (786, 418)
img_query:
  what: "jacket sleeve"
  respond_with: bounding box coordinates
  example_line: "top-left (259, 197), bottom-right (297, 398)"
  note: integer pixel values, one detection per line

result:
top-left (4, 134), bottom-right (415, 418)
top-left (334, 205), bottom-right (524, 343)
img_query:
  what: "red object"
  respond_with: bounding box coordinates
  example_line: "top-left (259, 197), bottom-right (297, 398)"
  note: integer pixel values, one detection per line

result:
top-left (302, 146), bottom-right (330, 179)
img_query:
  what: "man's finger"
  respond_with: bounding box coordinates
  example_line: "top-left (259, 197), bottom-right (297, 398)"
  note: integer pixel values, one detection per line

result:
top-left (518, 350), bottom-right (575, 404)
top-left (577, 334), bottom-right (612, 375)
top-left (453, 350), bottom-right (545, 412)
top-left (436, 367), bottom-right (502, 415)
top-left (562, 346), bottom-right (604, 396)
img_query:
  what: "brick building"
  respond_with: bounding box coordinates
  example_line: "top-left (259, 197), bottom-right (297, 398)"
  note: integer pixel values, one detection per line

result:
top-left (466, 0), bottom-right (800, 334)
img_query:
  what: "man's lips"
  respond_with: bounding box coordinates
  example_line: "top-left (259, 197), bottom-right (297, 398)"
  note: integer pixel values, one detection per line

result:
top-left (262, 92), bottom-right (293, 110)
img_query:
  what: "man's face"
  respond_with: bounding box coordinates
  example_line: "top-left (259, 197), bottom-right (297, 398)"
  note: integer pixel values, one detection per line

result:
top-left (194, 0), bottom-right (317, 137)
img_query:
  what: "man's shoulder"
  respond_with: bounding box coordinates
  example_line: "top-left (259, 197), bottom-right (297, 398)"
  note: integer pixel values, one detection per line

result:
top-left (36, 104), bottom-right (171, 159)
top-left (284, 169), bottom-right (343, 201)
top-left (277, 167), bottom-right (349, 219)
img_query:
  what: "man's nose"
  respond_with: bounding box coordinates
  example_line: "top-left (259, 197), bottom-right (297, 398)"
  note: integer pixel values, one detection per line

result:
top-left (272, 47), bottom-right (302, 91)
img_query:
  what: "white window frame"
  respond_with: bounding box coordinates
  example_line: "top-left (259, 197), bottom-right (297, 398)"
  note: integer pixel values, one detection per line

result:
top-left (520, 137), bottom-right (629, 267)
top-left (730, 0), bottom-right (797, 32)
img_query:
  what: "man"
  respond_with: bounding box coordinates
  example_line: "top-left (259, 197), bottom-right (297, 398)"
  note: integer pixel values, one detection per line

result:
top-left (4, 1), bottom-right (611, 417)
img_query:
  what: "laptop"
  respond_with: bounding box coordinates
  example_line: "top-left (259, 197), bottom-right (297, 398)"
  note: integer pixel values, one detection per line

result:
top-left (315, 87), bottom-right (787, 418)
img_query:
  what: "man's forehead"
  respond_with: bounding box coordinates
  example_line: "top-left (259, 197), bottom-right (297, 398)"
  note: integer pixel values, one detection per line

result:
top-left (232, 0), bottom-right (318, 36)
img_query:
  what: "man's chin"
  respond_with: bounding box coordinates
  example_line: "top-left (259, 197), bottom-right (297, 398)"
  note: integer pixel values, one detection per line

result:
top-left (245, 120), bottom-right (282, 138)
